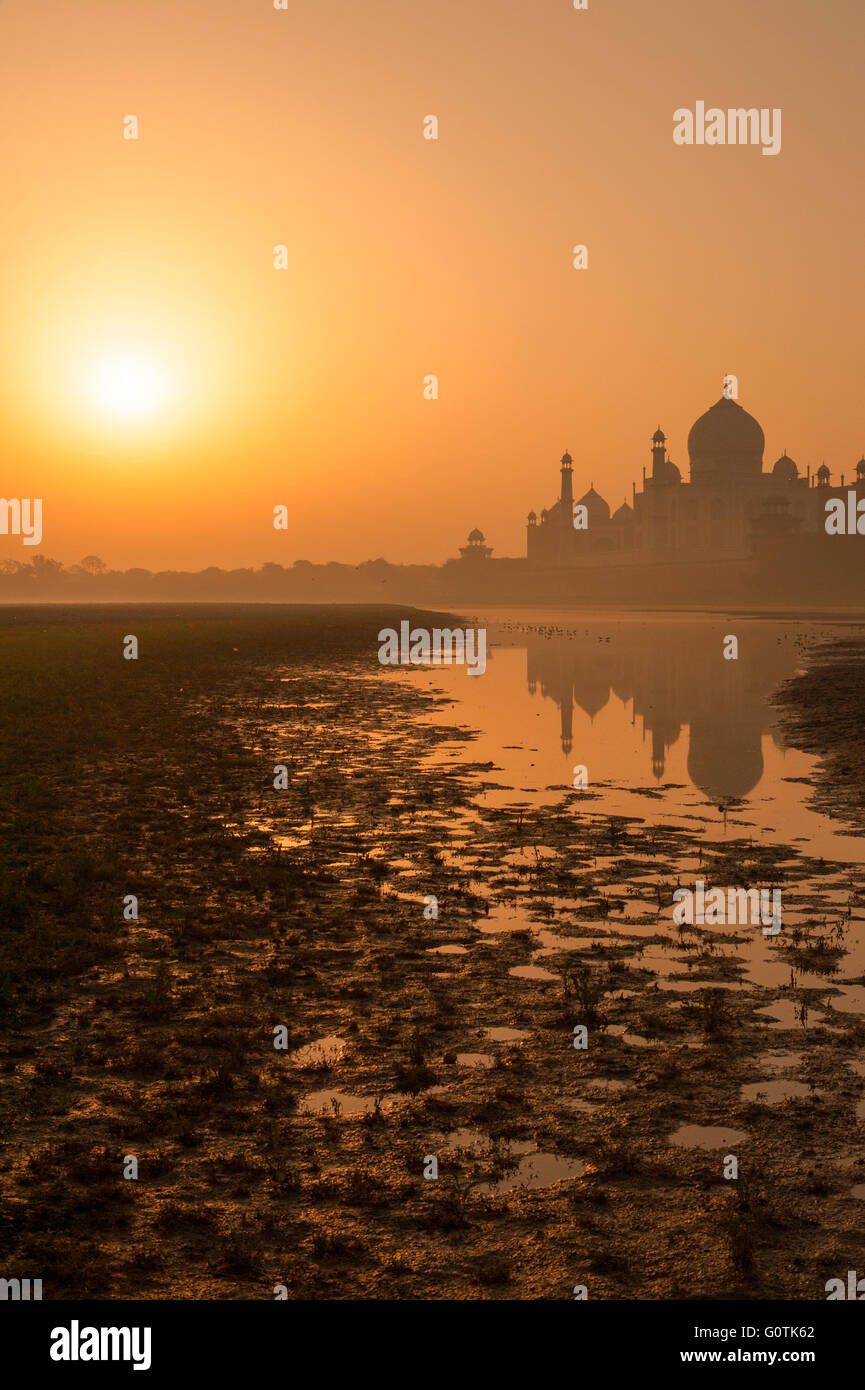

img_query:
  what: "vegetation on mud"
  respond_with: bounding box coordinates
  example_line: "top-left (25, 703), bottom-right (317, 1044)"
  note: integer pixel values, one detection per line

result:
top-left (1, 608), bottom-right (864, 1301)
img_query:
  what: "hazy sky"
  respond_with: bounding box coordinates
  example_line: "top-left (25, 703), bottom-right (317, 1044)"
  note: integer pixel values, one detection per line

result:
top-left (2, 0), bottom-right (863, 569)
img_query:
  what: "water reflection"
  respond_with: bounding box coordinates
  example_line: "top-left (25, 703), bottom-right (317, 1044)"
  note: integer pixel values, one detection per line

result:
top-left (412, 612), bottom-right (865, 860)
top-left (522, 619), bottom-right (802, 801)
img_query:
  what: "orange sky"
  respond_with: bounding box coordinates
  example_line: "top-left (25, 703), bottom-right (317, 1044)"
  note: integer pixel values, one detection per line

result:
top-left (1, 0), bottom-right (863, 570)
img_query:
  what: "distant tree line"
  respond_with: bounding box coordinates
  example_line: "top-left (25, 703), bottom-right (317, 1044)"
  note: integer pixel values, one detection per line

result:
top-left (0, 555), bottom-right (449, 603)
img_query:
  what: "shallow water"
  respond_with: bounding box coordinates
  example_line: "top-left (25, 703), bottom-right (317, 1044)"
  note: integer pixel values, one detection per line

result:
top-left (475, 1150), bottom-right (588, 1194)
top-left (456, 1052), bottom-right (494, 1069)
top-left (259, 613), bottom-right (865, 1220)
top-left (411, 612), bottom-right (865, 861)
top-left (289, 1035), bottom-right (346, 1067)
top-left (298, 1089), bottom-right (396, 1116)
top-left (668, 1124), bottom-right (749, 1149)
top-left (400, 613), bottom-right (865, 1054)
top-left (739, 1079), bottom-right (813, 1103)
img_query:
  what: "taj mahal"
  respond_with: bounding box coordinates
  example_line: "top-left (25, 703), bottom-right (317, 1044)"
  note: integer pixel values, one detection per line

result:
top-left (518, 389), bottom-right (865, 569)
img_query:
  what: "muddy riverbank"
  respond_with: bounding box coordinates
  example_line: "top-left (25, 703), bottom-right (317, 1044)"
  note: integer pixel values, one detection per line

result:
top-left (1, 608), bottom-right (864, 1301)
top-left (774, 636), bottom-right (865, 835)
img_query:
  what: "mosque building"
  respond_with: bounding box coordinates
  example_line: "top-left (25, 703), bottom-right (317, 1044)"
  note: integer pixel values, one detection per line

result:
top-left (524, 390), bottom-right (864, 567)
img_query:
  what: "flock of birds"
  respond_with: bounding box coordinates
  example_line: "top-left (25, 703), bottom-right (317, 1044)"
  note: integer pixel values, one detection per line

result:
top-left (494, 622), bottom-right (830, 650)
top-left (499, 622), bottom-right (612, 642)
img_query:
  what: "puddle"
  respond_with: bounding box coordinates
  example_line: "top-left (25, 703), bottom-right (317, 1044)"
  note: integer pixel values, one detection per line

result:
top-left (299, 1089), bottom-right (396, 1116)
top-left (476, 909), bottom-right (537, 935)
top-left (456, 1053), bottom-right (494, 1069)
top-left (289, 1035), bottom-right (346, 1067)
top-left (668, 1124), bottom-right (749, 1149)
top-left (508, 964), bottom-right (560, 982)
top-left (660, 978), bottom-right (742, 993)
top-left (434, 1125), bottom-right (585, 1194)
top-left (754, 1000), bottom-right (819, 1031)
top-left (503, 846), bottom-right (560, 866)
top-left (475, 1151), bottom-right (587, 1195)
top-left (606, 1024), bottom-right (653, 1048)
top-left (436, 1127), bottom-right (487, 1153)
top-left (828, 985), bottom-right (865, 1015)
top-left (740, 1080), bottom-right (813, 1104)
top-left (756, 1050), bottom-right (804, 1075)
top-left (535, 931), bottom-right (596, 953)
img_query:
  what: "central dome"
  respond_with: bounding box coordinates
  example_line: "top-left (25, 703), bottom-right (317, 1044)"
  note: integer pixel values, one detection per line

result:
top-left (577, 486), bottom-right (610, 523)
top-left (687, 396), bottom-right (765, 484)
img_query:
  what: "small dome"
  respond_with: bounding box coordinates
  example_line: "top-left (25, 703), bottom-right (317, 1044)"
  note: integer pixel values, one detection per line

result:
top-left (856, 457), bottom-right (865, 475)
top-left (612, 501), bottom-right (633, 522)
top-left (773, 453), bottom-right (798, 480)
top-left (527, 510), bottom-right (537, 524)
top-left (561, 451), bottom-right (573, 466)
top-left (652, 427), bottom-right (666, 444)
top-left (668, 459), bottom-right (682, 483)
top-left (467, 527), bottom-right (485, 543)
top-left (577, 486), bottom-right (611, 523)
top-left (817, 463), bottom-right (831, 480)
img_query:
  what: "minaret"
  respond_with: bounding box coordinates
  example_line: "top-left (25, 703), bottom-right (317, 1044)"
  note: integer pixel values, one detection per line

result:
top-left (561, 694), bottom-right (573, 755)
top-left (560, 451), bottom-right (574, 510)
top-left (651, 427), bottom-right (666, 480)
top-left (652, 726), bottom-right (666, 780)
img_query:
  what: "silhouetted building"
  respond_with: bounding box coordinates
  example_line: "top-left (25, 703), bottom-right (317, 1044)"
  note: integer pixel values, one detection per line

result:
top-left (525, 390), bottom-right (859, 567)
top-left (459, 528), bottom-right (493, 562)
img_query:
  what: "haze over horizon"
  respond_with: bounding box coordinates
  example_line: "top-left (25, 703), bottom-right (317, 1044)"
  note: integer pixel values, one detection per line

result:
top-left (2, 0), bottom-right (864, 571)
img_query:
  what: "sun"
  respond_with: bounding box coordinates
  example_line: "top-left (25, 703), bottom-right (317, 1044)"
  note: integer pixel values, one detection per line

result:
top-left (88, 353), bottom-right (169, 420)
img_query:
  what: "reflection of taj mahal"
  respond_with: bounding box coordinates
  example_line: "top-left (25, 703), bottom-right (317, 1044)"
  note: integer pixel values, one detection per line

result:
top-left (525, 390), bottom-right (865, 567)
top-left (522, 622), bottom-right (793, 804)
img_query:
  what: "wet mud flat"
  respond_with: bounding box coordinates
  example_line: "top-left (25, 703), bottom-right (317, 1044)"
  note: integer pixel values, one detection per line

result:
top-left (1, 607), bottom-right (865, 1301)
top-left (774, 635), bottom-right (865, 833)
